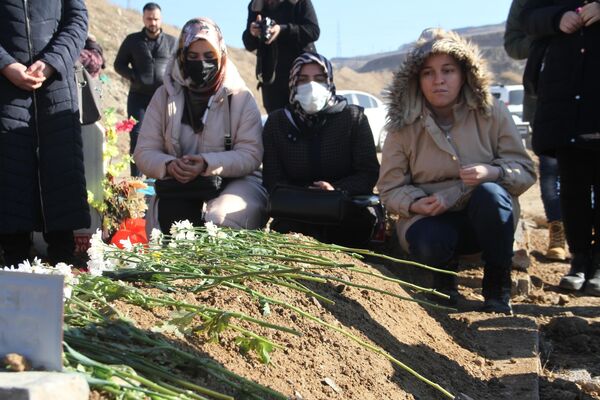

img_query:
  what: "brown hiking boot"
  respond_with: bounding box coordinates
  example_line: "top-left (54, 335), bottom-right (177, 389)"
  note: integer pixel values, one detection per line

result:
top-left (546, 221), bottom-right (566, 260)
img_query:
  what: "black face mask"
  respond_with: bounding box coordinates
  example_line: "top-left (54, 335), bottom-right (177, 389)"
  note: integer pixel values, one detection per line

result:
top-left (184, 59), bottom-right (218, 86)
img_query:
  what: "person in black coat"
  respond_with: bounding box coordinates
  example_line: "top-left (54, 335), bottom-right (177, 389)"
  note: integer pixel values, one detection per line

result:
top-left (262, 52), bottom-right (380, 247)
top-left (504, 0), bottom-right (566, 261)
top-left (0, 0), bottom-right (90, 267)
top-left (114, 2), bottom-right (177, 176)
top-left (521, 0), bottom-right (600, 295)
top-left (242, 0), bottom-right (320, 113)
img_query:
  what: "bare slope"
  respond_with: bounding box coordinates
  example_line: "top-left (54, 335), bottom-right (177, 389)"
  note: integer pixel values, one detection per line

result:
top-left (88, 0), bottom-right (390, 117)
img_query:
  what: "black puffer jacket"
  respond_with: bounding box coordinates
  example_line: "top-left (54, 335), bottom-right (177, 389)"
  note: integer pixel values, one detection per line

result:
top-left (0, 0), bottom-right (90, 234)
top-left (520, 0), bottom-right (600, 156)
top-left (262, 105), bottom-right (379, 195)
top-left (114, 30), bottom-right (177, 97)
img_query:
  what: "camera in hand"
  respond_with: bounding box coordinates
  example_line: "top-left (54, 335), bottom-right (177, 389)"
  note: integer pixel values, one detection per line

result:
top-left (259, 17), bottom-right (276, 41)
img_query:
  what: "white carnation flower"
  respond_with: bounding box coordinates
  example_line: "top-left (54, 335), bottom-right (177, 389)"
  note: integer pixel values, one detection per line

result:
top-left (17, 259), bottom-right (33, 273)
top-left (170, 219), bottom-right (196, 242)
top-left (54, 262), bottom-right (73, 277)
top-left (119, 238), bottom-right (134, 252)
top-left (205, 221), bottom-right (227, 239)
top-left (150, 228), bottom-right (163, 245)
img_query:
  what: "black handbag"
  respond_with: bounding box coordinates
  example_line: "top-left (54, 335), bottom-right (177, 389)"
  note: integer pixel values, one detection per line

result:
top-left (154, 175), bottom-right (225, 202)
top-left (267, 185), bottom-right (350, 225)
top-left (75, 62), bottom-right (102, 125)
top-left (154, 93), bottom-right (235, 202)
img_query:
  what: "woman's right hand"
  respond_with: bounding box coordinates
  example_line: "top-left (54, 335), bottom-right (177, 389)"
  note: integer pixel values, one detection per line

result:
top-left (409, 195), bottom-right (448, 216)
top-left (580, 2), bottom-right (600, 26)
top-left (559, 11), bottom-right (583, 33)
top-left (167, 158), bottom-right (203, 183)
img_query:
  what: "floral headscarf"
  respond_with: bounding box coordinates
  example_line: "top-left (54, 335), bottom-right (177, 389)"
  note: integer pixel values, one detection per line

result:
top-left (176, 17), bottom-right (228, 95)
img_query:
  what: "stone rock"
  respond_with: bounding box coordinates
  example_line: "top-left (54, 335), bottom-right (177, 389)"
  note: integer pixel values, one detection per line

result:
top-left (511, 271), bottom-right (532, 296)
top-left (2, 354), bottom-right (31, 372)
top-left (0, 372), bottom-right (89, 400)
top-left (561, 369), bottom-right (592, 383)
top-left (580, 378), bottom-right (600, 393)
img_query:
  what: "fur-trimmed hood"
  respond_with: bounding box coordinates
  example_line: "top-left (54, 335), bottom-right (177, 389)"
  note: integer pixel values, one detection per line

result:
top-left (386, 28), bottom-right (493, 132)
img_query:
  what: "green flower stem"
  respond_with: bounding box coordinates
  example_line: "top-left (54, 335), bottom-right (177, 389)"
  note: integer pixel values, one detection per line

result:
top-left (66, 338), bottom-right (233, 400)
top-left (297, 273), bottom-right (456, 311)
top-left (261, 277), bottom-right (335, 305)
top-left (225, 282), bottom-right (455, 399)
top-left (122, 329), bottom-right (288, 400)
top-left (145, 294), bottom-right (301, 337)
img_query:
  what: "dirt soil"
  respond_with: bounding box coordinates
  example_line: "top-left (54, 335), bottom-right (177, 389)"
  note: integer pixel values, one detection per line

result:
top-left (511, 173), bottom-right (600, 400)
top-left (82, 173), bottom-right (600, 400)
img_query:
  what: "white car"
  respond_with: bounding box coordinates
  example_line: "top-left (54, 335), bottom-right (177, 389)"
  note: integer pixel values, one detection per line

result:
top-left (490, 84), bottom-right (525, 118)
top-left (337, 90), bottom-right (388, 150)
top-left (490, 84), bottom-right (531, 149)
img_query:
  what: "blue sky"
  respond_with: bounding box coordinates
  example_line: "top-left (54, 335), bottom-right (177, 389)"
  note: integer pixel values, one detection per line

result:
top-left (110, 1), bottom-right (514, 58)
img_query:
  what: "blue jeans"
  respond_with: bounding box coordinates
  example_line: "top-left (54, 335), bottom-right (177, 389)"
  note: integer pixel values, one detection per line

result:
top-left (539, 155), bottom-right (561, 222)
top-left (127, 91), bottom-right (154, 177)
top-left (405, 183), bottom-right (514, 298)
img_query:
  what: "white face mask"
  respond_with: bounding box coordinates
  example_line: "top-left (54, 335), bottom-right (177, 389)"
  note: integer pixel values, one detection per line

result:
top-left (294, 81), bottom-right (331, 114)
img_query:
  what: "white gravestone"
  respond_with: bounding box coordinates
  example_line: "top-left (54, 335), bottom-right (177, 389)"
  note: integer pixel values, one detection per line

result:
top-left (0, 271), bottom-right (64, 371)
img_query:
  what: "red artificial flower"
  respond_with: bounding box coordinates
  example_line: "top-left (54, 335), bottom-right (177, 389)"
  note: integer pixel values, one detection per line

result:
top-left (115, 117), bottom-right (137, 134)
top-left (110, 218), bottom-right (148, 248)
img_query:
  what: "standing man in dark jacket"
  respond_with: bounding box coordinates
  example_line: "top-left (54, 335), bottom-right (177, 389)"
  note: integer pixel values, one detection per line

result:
top-left (242, 0), bottom-right (320, 113)
top-left (0, 0), bottom-right (90, 267)
top-left (114, 2), bottom-right (177, 176)
top-left (521, 0), bottom-right (600, 296)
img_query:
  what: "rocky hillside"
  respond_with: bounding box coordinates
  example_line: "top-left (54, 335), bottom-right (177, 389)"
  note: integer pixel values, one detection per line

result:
top-left (332, 23), bottom-right (525, 85)
top-left (87, 0), bottom-right (392, 117)
top-left (88, 0), bottom-right (522, 118)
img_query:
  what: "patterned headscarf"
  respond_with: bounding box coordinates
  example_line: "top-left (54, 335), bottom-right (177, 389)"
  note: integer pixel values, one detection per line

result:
top-left (177, 17), bottom-right (228, 95)
top-left (288, 52), bottom-right (346, 125)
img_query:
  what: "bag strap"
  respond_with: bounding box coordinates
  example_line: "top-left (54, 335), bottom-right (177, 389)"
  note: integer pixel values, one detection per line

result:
top-left (75, 62), bottom-right (86, 123)
top-left (225, 93), bottom-right (233, 151)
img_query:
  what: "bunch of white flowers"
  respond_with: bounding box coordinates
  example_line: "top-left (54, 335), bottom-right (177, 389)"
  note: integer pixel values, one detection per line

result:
top-left (205, 221), bottom-right (227, 239)
top-left (86, 229), bottom-right (118, 276)
top-left (149, 228), bottom-right (164, 245)
top-left (169, 220), bottom-right (197, 246)
top-left (2, 257), bottom-right (78, 300)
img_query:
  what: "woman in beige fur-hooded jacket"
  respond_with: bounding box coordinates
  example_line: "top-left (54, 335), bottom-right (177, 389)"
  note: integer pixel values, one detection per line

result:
top-left (377, 29), bottom-right (535, 314)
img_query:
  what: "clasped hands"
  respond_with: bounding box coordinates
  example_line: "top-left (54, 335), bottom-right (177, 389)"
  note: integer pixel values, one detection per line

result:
top-left (166, 155), bottom-right (207, 184)
top-left (1, 61), bottom-right (55, 91)
top-left (560, 2), bottom-right (600, 33)
top-left (409, 163), bottom-right (502, 216)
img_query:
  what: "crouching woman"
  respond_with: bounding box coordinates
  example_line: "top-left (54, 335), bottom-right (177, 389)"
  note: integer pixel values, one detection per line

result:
top-left (134, 18), bottom-right (267, 233)
top-left (262, 52), bottom-right (380, 247)
top-left (377, 29), bottom-right (536, 314)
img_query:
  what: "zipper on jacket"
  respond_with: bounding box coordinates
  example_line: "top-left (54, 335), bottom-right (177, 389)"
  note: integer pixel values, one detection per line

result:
top-left (23, 0), bottom-right (48, 230)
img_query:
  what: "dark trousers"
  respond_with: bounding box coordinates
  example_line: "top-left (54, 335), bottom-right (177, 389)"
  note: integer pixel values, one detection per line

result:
top-left (555, 146), bottom-right (600, 255)
top-left (405, 183), bottom-right (514, 299)
top-left (271, 205), bottom-right (375, 248)
top-left (0, 231), bottom-right (75, 267)
top-left (539, 155), bottom-right (561, 222)
top-left (157, 198), bottom-right (204, 234)
top-left (127, 91), bottom-right (153, 177)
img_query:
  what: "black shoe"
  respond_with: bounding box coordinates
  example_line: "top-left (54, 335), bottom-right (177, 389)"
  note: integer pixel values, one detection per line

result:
top-left (481, 295), bottom-right (513, 315)
top-left (559, 253), bottom-right (589, 291)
